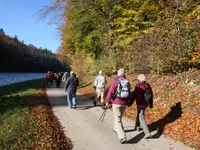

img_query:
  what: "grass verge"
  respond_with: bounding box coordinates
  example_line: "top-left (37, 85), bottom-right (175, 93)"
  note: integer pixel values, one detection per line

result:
top-left (0, 79), bottom-right (73, 150)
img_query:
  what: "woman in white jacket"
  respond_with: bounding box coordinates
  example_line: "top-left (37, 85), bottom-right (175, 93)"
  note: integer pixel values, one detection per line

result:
top-left (62, 72), bottom-right (69, 88)
top-left (93, 70), bottom-right (106, 108)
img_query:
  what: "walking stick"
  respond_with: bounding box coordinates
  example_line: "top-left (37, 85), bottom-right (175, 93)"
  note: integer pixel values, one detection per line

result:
top-left (99, 96), bottom-right (113, 122)
top-left (99, 107), bottom-right (107, 122)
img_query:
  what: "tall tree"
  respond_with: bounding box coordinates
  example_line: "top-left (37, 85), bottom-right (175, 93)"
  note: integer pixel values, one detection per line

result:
top-left (0, 28), bottom-right (5, 35)
top-left (47, 0), bottom-right (200, 75)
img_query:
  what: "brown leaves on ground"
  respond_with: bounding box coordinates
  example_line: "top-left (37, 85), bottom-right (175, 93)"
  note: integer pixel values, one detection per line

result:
top-left (30, 89), bottom-right (73, 150)
top-left (78, 71), bottom-right (200, 149)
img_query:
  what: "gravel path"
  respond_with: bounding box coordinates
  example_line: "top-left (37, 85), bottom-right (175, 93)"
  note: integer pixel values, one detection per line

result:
top-left (47, 86), bottom-right (194, 150)
top-left (0, 73), bottom-right (45, 87)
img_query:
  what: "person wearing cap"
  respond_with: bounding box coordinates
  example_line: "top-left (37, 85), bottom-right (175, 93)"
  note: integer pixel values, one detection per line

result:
top-left (105, 68), bottom-right (131, 144)
top-left (62, 72), bottom-right (69, 83)
top-left (93, 70), bottom-right (107, 108)
top-left (133, 74), bottom-right (153, 139)
top-left (64, 71), bottom-right (79, 109)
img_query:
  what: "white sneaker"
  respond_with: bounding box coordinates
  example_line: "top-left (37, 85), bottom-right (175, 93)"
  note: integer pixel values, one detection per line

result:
top-left (144, 133), bottom-right (152, 139)
top-left (120, 137), bottom-right (127, 144)
top-left (134, 126), bottom-right (140, 131)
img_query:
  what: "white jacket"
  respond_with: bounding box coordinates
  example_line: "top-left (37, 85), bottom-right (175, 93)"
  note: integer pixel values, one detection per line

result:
top-left (62, 73), bottom-right (69, 83)
top-left (94, 75), bottom-right (106, 89)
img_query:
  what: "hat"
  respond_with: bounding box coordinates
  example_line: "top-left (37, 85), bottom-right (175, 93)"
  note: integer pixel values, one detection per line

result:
top-left (70, 71), bottom-right (74, 75)
top-left (99, 70), bottom-right (102, 75)
top-left (117, 68), bottom-right (125, 76)
top-left (137, 74), bottom-right (146, 82)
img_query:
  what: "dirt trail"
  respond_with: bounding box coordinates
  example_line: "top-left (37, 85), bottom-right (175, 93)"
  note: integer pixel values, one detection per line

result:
top-left (47, 87), bottom-right (194, 150)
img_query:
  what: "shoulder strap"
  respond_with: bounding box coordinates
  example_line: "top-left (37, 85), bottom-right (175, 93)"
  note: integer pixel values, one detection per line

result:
top-left (115, 78), bottom-right (120, 83)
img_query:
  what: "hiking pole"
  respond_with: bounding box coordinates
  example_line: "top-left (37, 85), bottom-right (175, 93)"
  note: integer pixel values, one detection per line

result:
top-left (99, 105), bottom-right (108, 122)
top-left (99, 98), bottom-right (112, 122)
top-left (99, 108), bottom-right (107, 122)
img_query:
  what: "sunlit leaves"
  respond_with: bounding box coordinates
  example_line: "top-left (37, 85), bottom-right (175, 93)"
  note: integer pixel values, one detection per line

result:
top-left (55, 0), bottom-right (200, 75)
top-left (78, 70), bottom-right (200, 149)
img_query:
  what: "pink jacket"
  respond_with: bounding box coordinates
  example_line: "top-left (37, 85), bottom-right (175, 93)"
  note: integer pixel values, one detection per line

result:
top-left (105, 75), bottom-right (130, 105)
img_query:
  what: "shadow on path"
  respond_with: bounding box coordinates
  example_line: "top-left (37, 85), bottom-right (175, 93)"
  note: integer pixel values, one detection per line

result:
top-left (149, 102), bottom-right (182, 138)
top-left (78, 82), bottom-right (92, 89)
top-left (49, 90), bottom-right (97, 110)
top-left (126, 102), bottom-right (183, 144)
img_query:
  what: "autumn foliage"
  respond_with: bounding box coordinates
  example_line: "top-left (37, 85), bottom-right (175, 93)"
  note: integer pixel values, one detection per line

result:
top-left (78, 70), bottom-right (200, 149)
top-left (52, 0), bottom-right (200, 76)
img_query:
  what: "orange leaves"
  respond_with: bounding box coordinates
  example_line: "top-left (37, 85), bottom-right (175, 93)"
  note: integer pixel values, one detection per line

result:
top-left (30, 104), bottom-right (73, 150)
top-left (79, 71), bottom-right (200, 149)
top-left (30, 89), bottom-right (73, 150)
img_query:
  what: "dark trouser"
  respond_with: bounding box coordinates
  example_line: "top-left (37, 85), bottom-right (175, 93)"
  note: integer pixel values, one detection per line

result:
top-left (45, 80), bottom-right (50, 88)
top-left (56, 80), bottom-right (61, 87)
top-left (50, 80), bottom-right (53, 87)
top-left (135, 106), bottom-right (150, 135)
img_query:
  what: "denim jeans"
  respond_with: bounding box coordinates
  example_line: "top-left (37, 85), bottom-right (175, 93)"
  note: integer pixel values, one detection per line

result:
top-left (67, 93), bottom-right (76, 108)
top-left (50, 80), bottom-right (53, 87)
top-left (46, 80), bottom-right (50, 88)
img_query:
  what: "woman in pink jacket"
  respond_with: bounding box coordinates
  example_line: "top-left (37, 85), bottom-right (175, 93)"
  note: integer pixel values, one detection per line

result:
top-left (133, 74), bottom-right (153, 139)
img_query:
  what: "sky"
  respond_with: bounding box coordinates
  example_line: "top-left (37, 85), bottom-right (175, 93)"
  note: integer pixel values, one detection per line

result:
top-left (0, 0), bottom-right (61, 53)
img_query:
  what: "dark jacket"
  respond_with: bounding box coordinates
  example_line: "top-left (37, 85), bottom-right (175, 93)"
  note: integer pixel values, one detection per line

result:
top-left (134, 81), bottom-right (153, 107)
top-left (65, 75), bottom-right (79, 94)
top-left (105, 75), bottom-right (131, 105)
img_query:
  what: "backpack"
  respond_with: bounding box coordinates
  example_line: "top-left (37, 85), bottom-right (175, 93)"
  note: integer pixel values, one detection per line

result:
top-left (144, 84), bottom-right (153, 102)
top-left (115, 78), bottom-right (131, 99)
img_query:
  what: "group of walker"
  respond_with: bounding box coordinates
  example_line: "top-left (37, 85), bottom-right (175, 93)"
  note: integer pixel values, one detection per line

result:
top-left (44, 71), bottom-right (79, 109)
top-left (44, 71), bottom-right (63, 88)
top-left (93, 68), bottom-right (153, 144)
top-left (45, 68), bottom-right (153, 144)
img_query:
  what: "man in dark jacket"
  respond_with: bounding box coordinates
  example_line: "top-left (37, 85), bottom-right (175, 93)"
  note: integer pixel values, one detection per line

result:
top-left (65, 71), bottom-right (79, 109)
top-left (133, 74), bottom-right (153, 139)
top-left (105, 68), bottom-right (131, 144)
top-left (49, 71), bottom-right (54, 87)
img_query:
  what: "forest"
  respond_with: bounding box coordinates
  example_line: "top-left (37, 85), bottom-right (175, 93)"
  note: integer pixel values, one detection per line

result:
top-left (47, 0), bottom-right (200, 76)
top-left (0, 28), bottom-right (66, 72)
